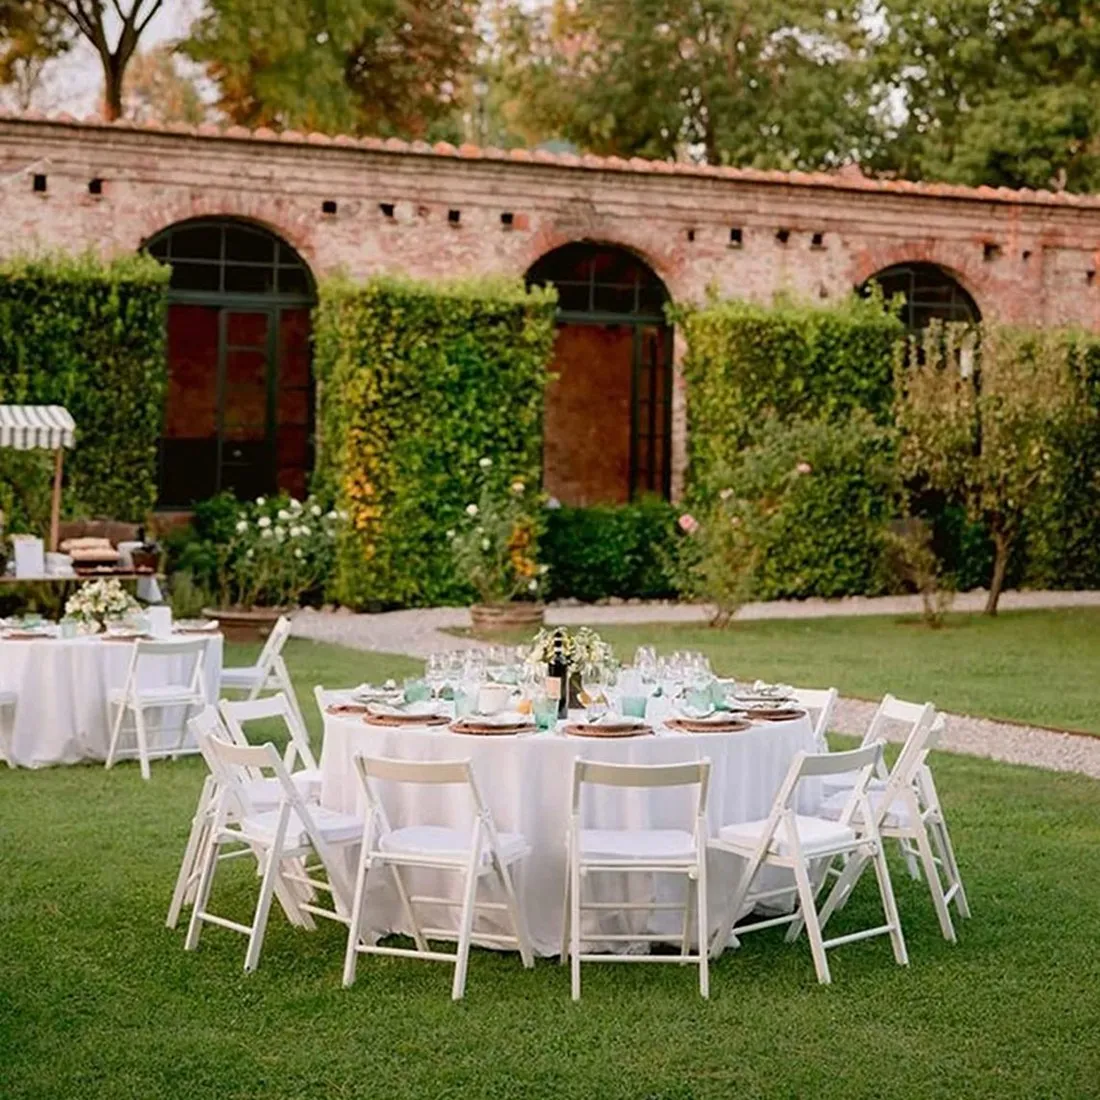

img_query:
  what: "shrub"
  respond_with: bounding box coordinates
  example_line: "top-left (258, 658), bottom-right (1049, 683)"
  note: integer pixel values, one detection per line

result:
top-left (314, 275), bottom-right (557, 608)
top-left (673, 294), bottom-right (903, 498)
top-left (0, 253), bottom-right (168, 523)
top-left (541, 499), bottom-right (680, 603)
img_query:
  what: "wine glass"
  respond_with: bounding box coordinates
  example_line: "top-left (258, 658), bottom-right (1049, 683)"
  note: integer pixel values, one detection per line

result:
top-left (425, 653), bottom-right (448, 698)
top-left (580, 661), bottom-right (611, 721)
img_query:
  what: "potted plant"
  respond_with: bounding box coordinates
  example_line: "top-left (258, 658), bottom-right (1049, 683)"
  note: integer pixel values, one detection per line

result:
top-left (449, 459), bottom-right (548, 635)
top-left (64, 577), bottom-right (140, 634)
top-left (200, 494), bottom-right (344, 641)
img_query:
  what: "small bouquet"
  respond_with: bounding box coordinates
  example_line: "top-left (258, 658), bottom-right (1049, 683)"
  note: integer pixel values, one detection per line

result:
top-left (530, 626), bottom-right (614, 670)
top-left (65, 577), bottom-right (140, 632)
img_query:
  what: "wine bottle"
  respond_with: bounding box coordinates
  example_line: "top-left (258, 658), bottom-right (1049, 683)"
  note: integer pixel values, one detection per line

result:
top-left (547, 628), bottom-right (569, 718)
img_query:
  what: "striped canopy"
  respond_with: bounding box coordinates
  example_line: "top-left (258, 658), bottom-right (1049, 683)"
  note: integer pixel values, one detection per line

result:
top-left (0, 405), bottom-right (76, 450)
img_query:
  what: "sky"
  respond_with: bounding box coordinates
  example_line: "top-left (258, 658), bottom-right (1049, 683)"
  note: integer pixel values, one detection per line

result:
top-left (25, 1), bottom-right (203, 115)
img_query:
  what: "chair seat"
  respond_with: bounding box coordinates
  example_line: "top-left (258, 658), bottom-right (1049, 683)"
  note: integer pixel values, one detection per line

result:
top-left (109, 686), bottom-right (205, 707)
top-left (717, 814), bottom-right (857, 857)
top-left (378, 825), bottom-right (529, 867)
top-left (819, 789), bottom-right (913, 829)
top-left (242, 769), bottom-right (322, 811)
top-left (239, 805), bottom-right (362, 848)
top-left (579, 828), bottom-right (697, 862)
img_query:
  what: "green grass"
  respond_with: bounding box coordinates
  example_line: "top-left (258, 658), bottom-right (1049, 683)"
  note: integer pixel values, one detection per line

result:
top-left (3, 638), bottom-right (1100, 1099)
top-left (462, 608), bottom-right (1100, 734)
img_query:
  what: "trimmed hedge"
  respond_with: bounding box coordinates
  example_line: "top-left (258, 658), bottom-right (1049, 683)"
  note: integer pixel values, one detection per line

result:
top-left (0, 253), bottom-right (168, 523)
top-left (542, 499), bottom-right (680, 602)
top-left (314, 275), bottom-right (557, 608)
top-left (674, 295), bottom-right (904, 497)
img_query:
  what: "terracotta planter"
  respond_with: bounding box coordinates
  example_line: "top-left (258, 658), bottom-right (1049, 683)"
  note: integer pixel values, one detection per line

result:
top-left (202, 605), bottom-right (286, 643)
top-left (469, 601), bottom-right (545, 636)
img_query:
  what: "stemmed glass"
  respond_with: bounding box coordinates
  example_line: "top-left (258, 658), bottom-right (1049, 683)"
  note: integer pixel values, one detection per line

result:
top-left (580, 661), bottom-right (614, 721)
top-left (425, 653), bottom-right (448, 699)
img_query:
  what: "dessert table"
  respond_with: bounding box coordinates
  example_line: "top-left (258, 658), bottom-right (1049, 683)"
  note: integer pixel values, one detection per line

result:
top-left (0, 633), bottom-right (223, 768)
top-left (320, 707), bottom-right (819, 956)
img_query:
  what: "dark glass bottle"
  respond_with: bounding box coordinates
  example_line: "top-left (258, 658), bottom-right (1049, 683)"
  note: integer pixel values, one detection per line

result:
top-left (547, 628), bottom-right (569, 718)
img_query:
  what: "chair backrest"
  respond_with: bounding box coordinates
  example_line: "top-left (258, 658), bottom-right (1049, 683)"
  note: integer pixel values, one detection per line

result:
top-left (871, 710), bottom-right (943, 826)
top-left (255, 615), bottom-right (293, 676)
top-left (571, 758), bottom-right (711, 829)
top-left (121, 636), bottom-right (209, 701)
top-left (790, 686), bottom-right (839, 750)
top-left (219, 691), bottom-right (318, 772)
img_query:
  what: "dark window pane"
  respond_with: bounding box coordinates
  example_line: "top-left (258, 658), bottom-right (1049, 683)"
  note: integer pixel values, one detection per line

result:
top-left (171, 262), bottom-right (221, 293)
top-left (277, 265), bottom-right (311, 297)
top-left (167, 225), bottom-right (222, 261)
top-left (225, 228), bottom-right (275, 263)
top-left (225, 264), bottom-right (275, 294)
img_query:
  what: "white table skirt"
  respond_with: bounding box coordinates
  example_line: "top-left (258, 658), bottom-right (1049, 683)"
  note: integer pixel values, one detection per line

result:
top-left (320, 712), bottom-right (819, 957)
top-left (0, 634), bottom-right (224, 768)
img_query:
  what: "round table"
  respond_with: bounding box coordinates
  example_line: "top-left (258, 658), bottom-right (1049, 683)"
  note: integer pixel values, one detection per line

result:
top-left (0, 633), bottom-right (224, 768)
top-left (320, 710), bottom-right (819, 956)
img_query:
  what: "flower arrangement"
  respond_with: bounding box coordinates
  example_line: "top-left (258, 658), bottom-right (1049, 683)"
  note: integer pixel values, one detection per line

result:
top-left (213, 493), bottom-right (345, 609)
top-left (65, 577), bottom-right (140, 631)
top-left (530, 626), bottom-right (614, 669)
top-left (448, 458), bottom-right (548, 605)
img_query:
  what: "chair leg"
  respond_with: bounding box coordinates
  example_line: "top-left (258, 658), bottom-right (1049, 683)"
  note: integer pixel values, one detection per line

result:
top-left (569, 849), bottom-right (582, 1001)
top-left (342, 847), bottom-right (373, 988)
top-left (132, 705), bottom-right (151, 781)
top-left (792, 856), bottom-right (831, 984)
top-left (813, 854), bottom-right (866, 938)
top-left (868, 839), bottom-right (908, 967)
top-left (680, 878), bottom-right (694, 961)
top-left (167, 778), bottom-right (214, 928)
top-left (105, 699), bottom-right (126, 770)
top-left (930, 813), bottom-right (970, 919)
top-left (496, 859), bottom-right (534, 969)
top-left (695, 864), bottom-right (710, 1000)
top-left (709, 854), bottom-right (757, 960)
top-left (451, 857), bottom-right (482, 1001)
top-left (390, 864), bottom-right (429, 954)
top-left (184, 828), bottom-right (221, 952)
top-left (244, 841), bottom-right (284, 973)
top-left (559, 861), bottom-right (571, 965)
top-left (914, 824), bottom-right (957, 943)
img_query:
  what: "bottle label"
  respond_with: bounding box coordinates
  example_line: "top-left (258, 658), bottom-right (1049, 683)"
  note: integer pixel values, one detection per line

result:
top-left (545, 676), bottom-right (562, 698)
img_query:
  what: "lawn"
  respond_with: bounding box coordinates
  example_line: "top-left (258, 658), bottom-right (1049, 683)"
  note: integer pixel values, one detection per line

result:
top-left (461, 607), bottom-right (1100, 734)
top-left (3, 639), bottom-right (1100, 1099)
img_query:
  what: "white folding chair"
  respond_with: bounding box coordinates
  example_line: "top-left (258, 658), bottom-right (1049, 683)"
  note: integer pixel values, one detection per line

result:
top-left (343, 755), bottom-right (534, 1001)
top-left (818, 710), bottom-right (969, 942)
top-left (105, 637), bottom-right (211, 780)
top-left (185, 730), bottom-right (360, 971)
top-left (0, 689), bottom-right (16, 766)
top-left (562, 759), bottom-right (712, 1001)
top-left (709, 742), bottom-right (908, 985)
top-left (219, 692), bottom-right (322, 802)
top-left (790, 686), bottom-right (839, 752)
top-left (220, 615), bottom-right (305, 730)
top-left (166, 707), bottom-right (315, 932)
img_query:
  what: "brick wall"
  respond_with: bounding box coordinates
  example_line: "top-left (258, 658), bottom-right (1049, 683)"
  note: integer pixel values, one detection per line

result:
top-left (2, 114), bottom-right (1099, 501)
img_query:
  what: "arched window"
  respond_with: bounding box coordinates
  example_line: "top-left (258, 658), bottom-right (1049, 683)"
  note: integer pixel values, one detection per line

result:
top-left (145, 219), bottom-right (316, 506)
top-left (861, 262), bottom-right (980, 330)
top-left (527, 243), bottom-right (672, 503)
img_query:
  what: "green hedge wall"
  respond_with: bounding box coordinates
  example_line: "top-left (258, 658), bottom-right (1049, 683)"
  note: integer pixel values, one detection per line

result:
top-left (542, 499), bottom-right (680, 602)
top-left (0, 253), bottom-right (168, 523)
top-left (674, 295), bottom-right (904, 498)
top-left (314, 275), bottom-right (558, 608)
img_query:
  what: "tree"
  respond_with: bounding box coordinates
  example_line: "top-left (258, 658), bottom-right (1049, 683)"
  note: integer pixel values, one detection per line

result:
top-left (43, 1), bottom-right (165, 121)
top-left (0, 1), bottom-right (69, 109)
top-left (185, 0), bottom-right (477, 140)
top-left (895, 323), bottom-right (1095, 615)
top-left (493, 0), bottom-right (873, 167)
top-left (869, 0), bottom-right (1100, 191)
top-left (123, 44), bottom-right (205, 125)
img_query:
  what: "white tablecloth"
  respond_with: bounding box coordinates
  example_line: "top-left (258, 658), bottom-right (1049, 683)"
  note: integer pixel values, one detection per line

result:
top-left (0, 634), bottom-right (223, 768)
top-left (321, 711), bottom-right (818, 956)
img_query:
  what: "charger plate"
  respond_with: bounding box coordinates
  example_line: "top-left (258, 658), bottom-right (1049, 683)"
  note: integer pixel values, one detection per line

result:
top-left (450, 719), bottom-right (535, 736)
top-left (745, 707), bottom-right (806, 722)
top-left (326, 703), bottom-right (372, 716)
top-left (666, 716), bottom-right (752, 733)
top-left (564, 720), bottom-right (651, 738)
top-left (364, 713), bottom-right (450, 728)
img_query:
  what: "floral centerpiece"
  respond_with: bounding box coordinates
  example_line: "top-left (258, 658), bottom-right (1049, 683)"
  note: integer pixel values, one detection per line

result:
top-left (448, 457), bottom-right (548, 634)
top-left (529, 626), bottom-right (614, 713)
top-left (65, 577), bottom-right (140, 633)
top-left (199, 493), bottom-right (345, 640)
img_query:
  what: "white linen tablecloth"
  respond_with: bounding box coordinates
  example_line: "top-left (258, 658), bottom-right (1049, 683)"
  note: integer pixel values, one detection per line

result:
top-left (0, 634), bottom-right (223, 768)
top-left (320, 711), bottom-right (818, 956)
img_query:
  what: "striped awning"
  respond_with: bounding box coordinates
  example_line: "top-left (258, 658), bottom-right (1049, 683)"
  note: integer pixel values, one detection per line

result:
top-left (0, 405), bottom-right (76, 450)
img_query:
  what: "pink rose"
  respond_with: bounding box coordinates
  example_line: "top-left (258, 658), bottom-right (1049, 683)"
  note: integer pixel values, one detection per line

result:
top-left (678, 513), bottom-right (699, 534)
top-left (795, 462), bottom-right (812, 475)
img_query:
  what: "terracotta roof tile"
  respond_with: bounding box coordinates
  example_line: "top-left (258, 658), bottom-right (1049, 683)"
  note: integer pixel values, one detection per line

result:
top-left (5, 110), bottom-right (1099, 210)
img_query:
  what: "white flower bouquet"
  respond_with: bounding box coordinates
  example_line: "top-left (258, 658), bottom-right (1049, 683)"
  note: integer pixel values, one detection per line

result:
top-left (65, 577), bottom-right (140, 631)
top-left (530, 626), bottom-right (613, 670)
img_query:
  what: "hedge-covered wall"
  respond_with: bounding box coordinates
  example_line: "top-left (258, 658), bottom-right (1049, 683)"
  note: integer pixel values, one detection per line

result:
top-left (0, 253), bottom-right (168, 524)
top-left (673, 295), bottom-right (904, 497)
top-left (314, 275), bottom-right (558, 608)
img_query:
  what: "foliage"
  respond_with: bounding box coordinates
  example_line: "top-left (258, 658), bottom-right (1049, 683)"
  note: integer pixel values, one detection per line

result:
top-left (494, 0), bottom-right (872, 168)
top-left (541, 498), bottom-right (679, 603)
top-left (185, 0), bottom-right (477, 141)
top-left (173, 491), bottom-right (342, 609)
top-left (314, 274), bottom-right (557, 609)
top-left (675, 294), bottom-right (904, 498)
top-left (63, 576), bottom-right (139, 626)
top-left (122, 44), bottom-right (207, 124)
top-left (0, 251), bottom-right (169, 524)
top-left (530, 625), bottom-right (612, 669)
top-left (895, 322), bottom-right (1097, 613)
top-left (883, 517), bottom-right (956, 628)
top-left (0, 1), bottom-right (69, 109)
top-left (447, 458), bottom-right (545, 605)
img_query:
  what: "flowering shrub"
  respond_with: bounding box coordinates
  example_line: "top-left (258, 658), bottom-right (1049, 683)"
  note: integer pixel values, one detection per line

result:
top-left (211, 493), bottom-right (344, 609)
top-left (447, 458), bottom-right (547, 605)
top-left (65, 577), bottom-right (139, 628)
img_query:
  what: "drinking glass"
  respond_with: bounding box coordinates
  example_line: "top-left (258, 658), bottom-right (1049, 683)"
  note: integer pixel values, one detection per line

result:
top-left (403, 677), bottom-right (431, 704)
top-left (425, 653), bottom-right (448, 698)
top-left (580, 662), bottom-right (610, 721)
top-left (453, 685), bottom-right (476, 719)
top-left (532, 693), bottom-right (559, 732)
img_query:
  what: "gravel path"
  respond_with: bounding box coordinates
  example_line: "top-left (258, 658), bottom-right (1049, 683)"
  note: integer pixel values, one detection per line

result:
top-left (292, 592), bottom-right (1100, 779)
